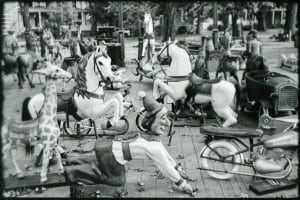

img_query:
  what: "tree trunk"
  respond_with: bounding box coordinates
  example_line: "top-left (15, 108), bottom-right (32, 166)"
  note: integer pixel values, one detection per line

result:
top-left (162, 3), bottom-right (176, 42)
top-left (162, 3), bottom-right (170, 42)
top-left (22, 2), bottom-right (34, 51)
top-left (169, 6), bottom-right (176, 41)
top-left (257, 5), bottom-right (268, 31)
top-left (284, 3), bottom-right (298, 35)
top-left (232, 13), bottom-right (238, 37)
top-left (162, 14), bottom-right (169, 42)
top-left (90, 3), bottom-right (97, 37)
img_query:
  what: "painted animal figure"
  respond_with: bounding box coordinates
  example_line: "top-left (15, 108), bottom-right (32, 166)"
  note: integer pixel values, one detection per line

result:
top-left (32, 62), bottom-right (72, 182)
top-left (153, 41), bottom-right (193, 102)
top-left (242, 54), bottom-right (269, 80)
top-left (22, 52), bottom-right (126, 133)
top-left (141, 11), bottom-right (156, 72)
top-left (92, 45), bottom-right (129, 89)
top-left (153, 41), bottom-right (238, 128)
top-left (42, 29), bottom-right (62, 65)
top-left (215, 54), bottom-right (241, 83)
top-left (2, 62), bottom-right (72, 182)
top-left (1, 48), bottom-right (43, 89)
top-left (194, 48), bottom-right (210, 80)
top-left (1, 117), bottom-right (39, 178)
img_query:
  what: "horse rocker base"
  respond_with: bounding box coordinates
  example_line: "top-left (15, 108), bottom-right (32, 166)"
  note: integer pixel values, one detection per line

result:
top-left (4, 173), bottom-right (67, 191)
top-left (70, 183), bottom-right (126, 198)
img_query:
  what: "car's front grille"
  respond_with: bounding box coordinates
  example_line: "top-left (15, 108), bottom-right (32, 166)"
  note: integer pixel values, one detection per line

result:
top-left (278, 85), bottom-right (298, 111)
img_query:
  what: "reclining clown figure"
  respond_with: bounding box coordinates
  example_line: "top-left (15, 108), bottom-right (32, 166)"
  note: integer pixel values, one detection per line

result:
top-left (63, 91), bottom-right (195, 196)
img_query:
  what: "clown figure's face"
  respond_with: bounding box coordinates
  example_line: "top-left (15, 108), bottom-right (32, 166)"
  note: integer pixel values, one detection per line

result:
top-left (151, 107), bottom-right (171, 135)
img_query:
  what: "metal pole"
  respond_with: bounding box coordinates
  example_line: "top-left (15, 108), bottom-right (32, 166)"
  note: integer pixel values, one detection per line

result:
top-left (213, 2), bottom-right (218, 29)
top-left (212, 2), bottom-right (219, 50)
top-left (118, 2), bottom-right (123, 29)
top-left (118, 2), bottom-right (125, 67)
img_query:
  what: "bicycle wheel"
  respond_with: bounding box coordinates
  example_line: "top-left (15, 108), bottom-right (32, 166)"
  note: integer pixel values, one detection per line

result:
top-left (201, 140), bottom-right (242, 180)
top-left (63, 118), bottom-right (93, 138)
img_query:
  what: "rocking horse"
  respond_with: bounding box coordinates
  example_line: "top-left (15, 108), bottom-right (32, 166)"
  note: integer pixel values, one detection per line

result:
top-left (131, 11), bottom-right (159, 81)
top-left (2, 61), bottom-right (72, 183)
top-left (22, 51), bottom-right (130, 138)
top-left (1, 46), bottom-right (43, 89)
top-left (42, 29), bottom-right (62, 65)
top-left (153, 41), bottom-right (238, 128)
top-left (92, 43), bottom-right (131, 90)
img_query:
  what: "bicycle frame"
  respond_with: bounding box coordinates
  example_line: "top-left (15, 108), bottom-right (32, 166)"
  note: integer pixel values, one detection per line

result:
top-left (198, 135), bottom-right (295, 180)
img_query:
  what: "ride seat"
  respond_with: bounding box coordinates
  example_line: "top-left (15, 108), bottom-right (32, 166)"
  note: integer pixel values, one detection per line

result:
top-left (57, 86), bottom-right (76, 101)
top-left (200, 125), bottom-right (263, 138)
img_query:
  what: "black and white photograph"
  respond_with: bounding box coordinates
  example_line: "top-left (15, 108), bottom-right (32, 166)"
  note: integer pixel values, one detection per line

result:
top-left (0, 1), bottom-right (298, 198)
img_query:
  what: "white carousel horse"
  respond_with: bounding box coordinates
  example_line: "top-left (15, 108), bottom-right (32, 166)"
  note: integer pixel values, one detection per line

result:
top-left (141, 11), bottom-right (156, 72)
top-left (94, 43), bottom-right (128, 89)
top-left (153, 40), bottom-right (192, 101)
top-left (22, 51), bottom-right (125, 128)
top-left (43, 29), bottom-right (62, 65)
top-left (153, 41), bottom-right (238, 128)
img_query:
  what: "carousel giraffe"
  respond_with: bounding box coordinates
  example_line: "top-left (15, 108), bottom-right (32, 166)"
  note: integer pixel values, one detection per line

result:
top-left (2, 61), bottom-right (72, 182)
top-left (29, 61), bottom-right (72, 182)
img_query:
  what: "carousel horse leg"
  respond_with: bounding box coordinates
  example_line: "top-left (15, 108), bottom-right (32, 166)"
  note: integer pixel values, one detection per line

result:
top-left (26, 73), bottom-right (35, 88)
top-left (40, 146), bottom-right (51, 183)
top-left (91, 93), bottom-right (124, 126)
top-left (17, 71), bottom-right (23, 89)
top-left (54, 147), bottom-right (64, 174)
top-left (214, 106), bottom-right (237, 128)
top-left (153, 79), bottom-right (178, 102)
top-left (10, 148), bottom-right (25, 178)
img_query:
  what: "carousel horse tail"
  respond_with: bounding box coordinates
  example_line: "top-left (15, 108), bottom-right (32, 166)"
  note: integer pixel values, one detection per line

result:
top-left (22, 97), bottom-right (33, 121)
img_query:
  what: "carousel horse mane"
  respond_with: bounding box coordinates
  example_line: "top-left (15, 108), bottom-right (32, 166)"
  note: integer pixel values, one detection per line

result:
top-left (75, 52), bottom-right (93, 98)
top-left (75, 51), bottom-right (112, 98)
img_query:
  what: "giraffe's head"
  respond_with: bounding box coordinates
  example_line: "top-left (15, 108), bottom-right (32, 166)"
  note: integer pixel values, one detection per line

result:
top-left (32, 61), bottom-right (72, 80)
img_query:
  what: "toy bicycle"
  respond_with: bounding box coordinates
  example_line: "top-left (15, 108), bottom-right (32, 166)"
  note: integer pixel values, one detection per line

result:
top-left (198, 118), bottom-right (298, 181)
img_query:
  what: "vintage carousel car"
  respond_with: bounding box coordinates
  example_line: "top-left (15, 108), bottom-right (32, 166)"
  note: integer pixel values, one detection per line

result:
top-left (242, 70), bottom-right (298, 118)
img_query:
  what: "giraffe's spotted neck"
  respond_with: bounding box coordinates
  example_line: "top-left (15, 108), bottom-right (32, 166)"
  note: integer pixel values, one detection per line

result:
top-left (39, 79), bottom-right (57, 120)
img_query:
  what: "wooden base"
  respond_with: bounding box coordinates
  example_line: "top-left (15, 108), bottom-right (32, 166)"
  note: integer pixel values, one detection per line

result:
top-left (174, 118), bottom-right (202, 127)
top-left (249, 178), bottom-right (297, 195)
top-left (4, 173), bottom-right (67, 190)
top-left (70, 184), bottom-right (125, 198)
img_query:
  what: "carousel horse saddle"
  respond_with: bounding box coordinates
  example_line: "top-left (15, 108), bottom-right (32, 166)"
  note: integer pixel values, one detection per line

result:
top-left (200, 125), bottom-right (263, 138)
top-left (57, 86), bottom-right (76, 101)
top-left (187, 74), bottom-right (222, 95)
top-left (190, 73), bottom-right (222, 85)
top-left (57, 86), bottom-right (76, 112)
top-left (7, 117), bottom-right (39, 133)
top-left (56, 86), bottom-right (83, 121)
